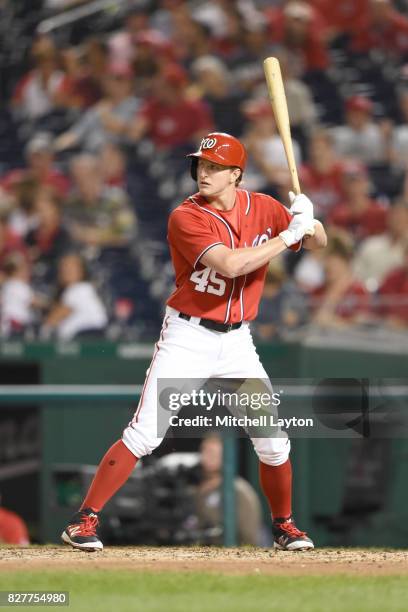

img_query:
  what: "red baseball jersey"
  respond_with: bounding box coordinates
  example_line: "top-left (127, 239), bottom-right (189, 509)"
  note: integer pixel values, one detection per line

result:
top-left (167, 189), bottom-right (300, 324)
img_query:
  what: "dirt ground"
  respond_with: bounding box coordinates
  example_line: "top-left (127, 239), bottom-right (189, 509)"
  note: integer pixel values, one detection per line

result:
top-left (1, 546), bottom-right (408, 576)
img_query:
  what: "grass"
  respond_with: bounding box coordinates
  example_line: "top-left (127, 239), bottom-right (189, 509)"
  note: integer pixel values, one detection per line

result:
top-left (0, 570), bottom-right (407, 612)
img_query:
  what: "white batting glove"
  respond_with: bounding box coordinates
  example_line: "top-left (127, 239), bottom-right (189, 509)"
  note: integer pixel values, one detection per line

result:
top-left (289, 191), bottom-right (314, 220)
top-left (279, 212), bottom-right (315, 247)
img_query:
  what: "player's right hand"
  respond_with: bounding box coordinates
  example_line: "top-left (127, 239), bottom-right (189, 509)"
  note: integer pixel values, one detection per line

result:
top-left (279, 212), bottom-right (315, 247)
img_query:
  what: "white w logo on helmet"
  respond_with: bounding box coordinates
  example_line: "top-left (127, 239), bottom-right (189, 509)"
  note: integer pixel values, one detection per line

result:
top-left (200, 137), bottom-right (217, 150)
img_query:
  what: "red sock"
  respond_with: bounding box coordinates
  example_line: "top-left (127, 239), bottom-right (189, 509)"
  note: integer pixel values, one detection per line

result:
top-left (259, 458), bottom-right (292, 520)
top-left (80, 440), bottom-right (138, 512)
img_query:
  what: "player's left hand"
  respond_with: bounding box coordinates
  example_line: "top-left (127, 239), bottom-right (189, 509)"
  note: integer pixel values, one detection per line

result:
top-left (289, 191), bottom-right (314, 219)
top-left (279, 212), bottom-right (316, 247)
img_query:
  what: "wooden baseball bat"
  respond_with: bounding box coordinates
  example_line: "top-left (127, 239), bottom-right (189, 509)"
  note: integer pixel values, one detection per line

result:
top-left (263, 56), bottom-right (301, 195)
top-left (263, 56), bottom-right (315, 235)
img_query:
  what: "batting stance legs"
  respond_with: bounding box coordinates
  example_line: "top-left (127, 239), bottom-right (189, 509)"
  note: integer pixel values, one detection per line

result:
top-left (61, 309), bottom-right (313, 551)
top-left (122, 307), bottom-right (290, 465)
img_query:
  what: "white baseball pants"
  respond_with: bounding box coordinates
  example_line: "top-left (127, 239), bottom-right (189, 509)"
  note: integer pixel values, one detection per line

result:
top-left (122, 307), bottom-right (290, 466)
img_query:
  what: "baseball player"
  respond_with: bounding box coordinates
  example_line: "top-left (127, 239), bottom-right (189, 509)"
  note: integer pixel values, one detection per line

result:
top-left (62, 132), bottom-right (327, 552)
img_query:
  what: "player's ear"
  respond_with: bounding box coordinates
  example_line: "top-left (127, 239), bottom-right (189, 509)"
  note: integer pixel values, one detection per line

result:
top-left (230, 167), bottom-right (241, 184)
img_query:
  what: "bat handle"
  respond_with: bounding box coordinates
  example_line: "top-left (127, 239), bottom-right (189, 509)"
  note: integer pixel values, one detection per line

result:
top-left (291, 172), bottom-right (301, 196)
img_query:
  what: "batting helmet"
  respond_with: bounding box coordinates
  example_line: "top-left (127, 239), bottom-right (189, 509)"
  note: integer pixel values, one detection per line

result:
top-left (187, 132), bottom-right (247, 181)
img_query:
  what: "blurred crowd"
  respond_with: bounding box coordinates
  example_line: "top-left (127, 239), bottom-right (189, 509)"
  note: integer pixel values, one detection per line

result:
top-left (1, 0), bottom-right (408, 341)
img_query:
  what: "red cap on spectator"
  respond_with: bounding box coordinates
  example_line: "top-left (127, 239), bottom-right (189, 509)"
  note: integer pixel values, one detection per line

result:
top-left (242, 99), bottom-right (272, 120)
top-left (135, 30), bottom-right (175, 59)
top-left (135, 30), bottom-right (169, 48)
top-left (160, 64), bottom-right (188, 87)
top-left (106, 62), bottom-right (134, 79)
top-left (345, 95), bottom-right (373, 114)
top-left (343, 161), bottom-right (368, 179)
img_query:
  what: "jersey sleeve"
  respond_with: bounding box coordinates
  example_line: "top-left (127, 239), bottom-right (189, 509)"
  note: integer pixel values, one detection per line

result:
top-left (168, 209), bottom-right (225, 269)
top-left (270, 197), bottom-right (302, 252)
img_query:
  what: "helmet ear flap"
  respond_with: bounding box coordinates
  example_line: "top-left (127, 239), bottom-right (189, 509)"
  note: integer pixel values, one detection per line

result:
top-left (190, 157), bottom-right (198, 181)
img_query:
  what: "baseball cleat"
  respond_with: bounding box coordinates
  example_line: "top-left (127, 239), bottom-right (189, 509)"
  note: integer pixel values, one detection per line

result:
top-left (272, 516), bottom-right (314, 551)
top-left (61, 507), bottom-right (103, 551)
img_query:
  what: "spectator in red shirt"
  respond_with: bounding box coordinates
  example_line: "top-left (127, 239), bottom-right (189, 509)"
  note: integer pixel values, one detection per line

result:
top-left (311, 229), bottom-right (371, 327)
top-left (309, 0), bottom-right (369, 38)
top-left (328, 162), bottom-right (388, 239)
top-left (350, 0), bottom-right (408, 59)
top-left (377, 242), bottom-right (408, 327)
top-left (129, 64), bottom-right (213, 150)
top-left (301, 128), bottom-right (345, 220)
top-left (265, 2), bottom-right (329, 73)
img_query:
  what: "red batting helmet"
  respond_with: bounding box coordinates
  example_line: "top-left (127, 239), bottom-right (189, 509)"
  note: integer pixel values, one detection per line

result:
top-left (187, 132), bottom-right (247, 181)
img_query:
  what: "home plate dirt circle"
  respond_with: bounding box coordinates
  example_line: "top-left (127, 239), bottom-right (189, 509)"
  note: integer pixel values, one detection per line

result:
top-left (1, 547), bottom-right (408, 576)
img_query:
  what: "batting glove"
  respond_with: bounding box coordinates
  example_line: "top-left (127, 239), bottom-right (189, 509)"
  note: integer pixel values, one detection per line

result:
top-left (279, 212), bottom-right (315, 247)
top-left (289, 191), bottom-right (314, 220)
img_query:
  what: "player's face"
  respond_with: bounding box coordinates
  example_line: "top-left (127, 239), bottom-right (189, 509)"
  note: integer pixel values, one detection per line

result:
top-left (197, 158), bottom-right (239, 197)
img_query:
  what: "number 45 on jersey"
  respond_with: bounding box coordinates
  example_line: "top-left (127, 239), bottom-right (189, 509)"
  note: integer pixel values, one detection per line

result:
top-left (190, 267), bottom-right (226, 296)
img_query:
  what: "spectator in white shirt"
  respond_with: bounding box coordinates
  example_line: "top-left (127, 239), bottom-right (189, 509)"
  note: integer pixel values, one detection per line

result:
top-left (330, 96), bottom-right (387, 165)
top-left (12, 36), bottom-right (70, 122)
top-left (353, 201), bottom-right (408, 290)
top-left (0, 253), bottom-right (35, 338)
top-left (42, 253), bottom-right (108, 340)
